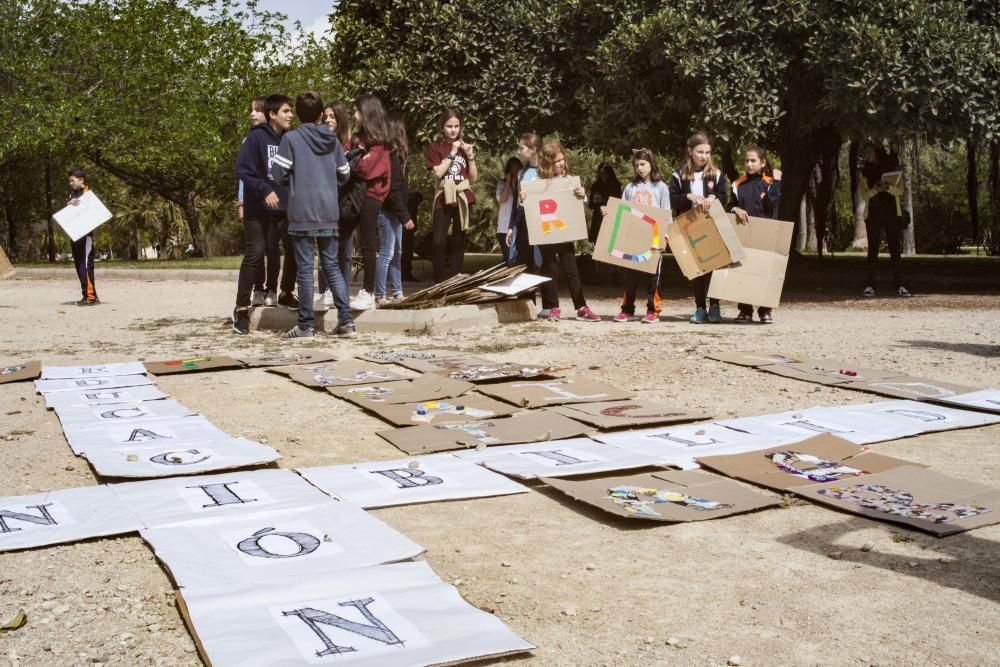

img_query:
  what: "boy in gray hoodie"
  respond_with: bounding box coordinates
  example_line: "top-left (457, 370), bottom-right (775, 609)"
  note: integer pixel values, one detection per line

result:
top-left (271, 91), bottom-right (353, 339)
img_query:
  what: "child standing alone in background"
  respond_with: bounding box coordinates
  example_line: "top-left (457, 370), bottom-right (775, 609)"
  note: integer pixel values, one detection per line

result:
top-left (611, 148), bottom-right (670, 324)
top-left (731, 146), bottom-right (781, 323)
top-left (66, 168), bottom-right (99, 306)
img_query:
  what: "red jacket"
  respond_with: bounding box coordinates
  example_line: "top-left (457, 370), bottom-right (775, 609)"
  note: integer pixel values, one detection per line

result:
top-left (355, 144), bottom-right (390, 202)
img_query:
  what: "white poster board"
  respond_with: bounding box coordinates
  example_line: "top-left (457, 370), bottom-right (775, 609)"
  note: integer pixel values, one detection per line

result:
top-left (451, 438), bottom-right (662, 479)
top-left (0, 485), bottom-right (141, 552)
top-left (297, 455), bottom-right (528, 509)
top-left (716, 407), bottom-right (923, 446)
top-left (480, 273), bottom-right (550, 296)
top-left (44, 384), bottom-right (168, 409)
top-left (55, 400), bottom-right (196, 427)
top-left (178, 561), bottom-right (533, 667)
top-left (52, 191), bottom-right (113, 242)
top-left (41, 362), bottom-right (147, 380)
top-left (931, 389), bottom-right (1000, 415)
top-left (62, 415), bottom-right (229, 455)
top-left (841, 400), bottom-right (1000, 433)
top-left (35, 375), bottom-right (155, 394)
top-left (83, 437), bottom-right (281, 478)
top-left (591, 423), bottom-right (782, 470)
top-left (140, 504), bottom-right (423, 588)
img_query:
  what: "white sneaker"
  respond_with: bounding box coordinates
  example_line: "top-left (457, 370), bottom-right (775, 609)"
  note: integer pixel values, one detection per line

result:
top-left (251, 290), bottom-right (265, 307)
top-left (264, 290), bottom-right (277, 306)
top-left (313, 290), bottom-right (333, 312)
top-left (350, 288), bottom-right (376, 310)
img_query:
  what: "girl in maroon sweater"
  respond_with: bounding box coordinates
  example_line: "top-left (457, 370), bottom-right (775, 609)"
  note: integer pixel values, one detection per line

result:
top-left (425, 109), bottom-right (478, 282)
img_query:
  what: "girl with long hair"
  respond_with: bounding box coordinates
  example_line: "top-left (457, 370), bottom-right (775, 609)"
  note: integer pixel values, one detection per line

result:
top-left (374, 113), bottom-right (416, 304)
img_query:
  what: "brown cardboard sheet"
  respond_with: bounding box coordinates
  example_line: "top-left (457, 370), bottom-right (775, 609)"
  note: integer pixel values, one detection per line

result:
top-left (476, 377), bottom-right (634, 408)
top-left (843, 376), bottom-right (978, 400)
top-left (763, 361), bottom-right (907, 386)
top-left (548, 400), bottom-right (708, 430)
top-left (707, 215), bottom-right (794, 308)
top-left (143, 356), bottom-right (245, 375)
top-left (0, 360), bottom-right (42, 384)
top-left (522, 176), bottom-right (588, 245)
top-left (666, 199), bottom-right (745, 279)
top-left (327, 373), bottom-right (474, 409)
top-left (395, 355), bottom-right (495, 373)
top-left (705, 351), bottom-right (813, 367)
top-left (0, 245), bottom-right (13, 279)
top-left (278, 360), bottom-right (409, 388)
top-left (361, 394), bottom-right (519, 427)
top-left (235, 351), bottom-right (337, 367)
top-left (593, 197), bottom-right (670, 275)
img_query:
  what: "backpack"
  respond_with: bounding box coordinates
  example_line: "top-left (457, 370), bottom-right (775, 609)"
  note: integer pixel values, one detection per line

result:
top-left (339, 146), bottom-right (368, 222)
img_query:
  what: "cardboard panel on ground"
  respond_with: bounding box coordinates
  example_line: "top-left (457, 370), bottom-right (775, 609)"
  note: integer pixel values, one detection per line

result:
top-left (0, 485), bottom-right (141, 552)
top-left (0, 244), bottom-right (13, 279)
top-left (377, 410), bottom-right (592, 455)
top-left (35, 374), bottom-right (155, 394)
top-left (796, 465), bottom-right (1000, 536)
top-left (716, 406), bottom-right (925, 446)
top-left (540, 469), bottom-right (780, 522)
top-left (707, 215), bottom-right (794, 308)
top-left (297, 454), bottom-right (529, 508)
top-left (522, 176), bottom-right (588, 245)
top-left (140, 503), bottom-right (424, 588)
top-left (476, 377), bottom-right (634, 408)
top-left (176, 561), bottom-right (534, 667)
top-left (44, 384), bottom-right (169, 409)
top-left (110, 469), bottom-right (334, 529)
top-left (394, 354), bottom-right (495, 374)
top-left (452, 438), bottom-right (662, 480)
top-left (843, 376), bottom-right (978, 400)
top-left (0, 360), bottom-right (41, 384)
top-left (705, 351), bottom-right (812, 367)
top-left (358, 350), bottom-right (443, 365)
top-left (593, 197), bottom-right (670, 274)
top-left (144, 356), bottom-right (245, 375)
top-left (762, 361), bottom-right (907, 386)
top-left (931, 389), bottom-right (1000, 415)
top-left (62, 414), bottom-right (230, 455)
top-left (666, 199), bottom-right (745, 279)
top-left (235, 351), bottom-right (338, 368)
top-left (442, 362), bottom-right (565, 383)
top-left (83, 438), bottom-right (280, 478)
top-left (359, 394), bottom-right (519, 427)
top-left (55, 400), bottom-right (196, 427)
top-left (41, 362), bottom-right (147, 380)
top-left (695, 433), bottom-right (917, 492)
top-left (327, 373), bottom-right (474, 411)
top-left (548, 400), bottom-right (708, 430)
top-left (277, 360), bottom-right (410, 388)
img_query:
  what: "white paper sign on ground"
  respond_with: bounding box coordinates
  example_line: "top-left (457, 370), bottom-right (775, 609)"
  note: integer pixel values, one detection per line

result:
top-left (591, 423), bottom-right (785, 470)
top-left (55, 400), bottom-right (196, 427)
top-left (0, 485), bottom-right (141, 552)
top-left (452, 438), bottom-right (662, 479)
top-left (931, 389), bottom-right (1000, 415)
top-left (111, 469), bottom-right (333, 528)
top-left (35, 375), bottom-right (155, 394)
top-left (52, 190), bottom-right (113, 242)
top-left (140, 503), bottom-right (423, 588)
top-left (717, 407), bottom-right (924, 446)
top-left (823, 400), bottom-right (1000, 434)
top-left (480, 272), bottom-right (551, 296)
top-left (84, 438), bottom-right (281, 478)
top-left (297, 455), bottom-right (528, 509)
top-left (62, 415), bottom-right (229, 455)
top-left (41, 362), bottom-right (148, 380)
top-left (44, 384), bottom-right (168, 409)
top-left (178, 561), bottom-right (534, 667)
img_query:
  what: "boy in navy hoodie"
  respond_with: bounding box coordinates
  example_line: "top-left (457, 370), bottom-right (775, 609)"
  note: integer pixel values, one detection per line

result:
top-left (232, 94), bottom-right (298, 334)
top-left (270, 91), bottom-right (354, 339)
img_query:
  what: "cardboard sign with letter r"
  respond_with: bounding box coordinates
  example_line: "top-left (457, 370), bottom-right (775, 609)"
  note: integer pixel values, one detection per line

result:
top-left (594, 198), bottom-right (671, 275)
top-left (708, 214), bottom-right (794, 308)
top-left (522, 177), bottom-right (588, 245)
top-left (667, 199), bottom-right (744, 279)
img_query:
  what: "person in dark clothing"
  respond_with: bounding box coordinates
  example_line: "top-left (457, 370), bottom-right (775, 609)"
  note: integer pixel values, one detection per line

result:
top-left (588, 163), bottom-right (622, 242)
top-left (401, 192), bottom-right (423, 282)
top-left (731, 146), bottom-right (782, 323)
top-left (66, 168), bottom-right (99, 306)
top-left (860, 143), bottom-right (911, 298)
top-left (668, 132), bottom-right (728, 324)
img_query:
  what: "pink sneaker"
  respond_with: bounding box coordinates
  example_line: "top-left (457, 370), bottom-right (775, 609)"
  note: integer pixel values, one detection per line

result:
top-left (549, 307), bottom-right (561, 320)
top-left (576, 305), bottom-right (600, 322)
top-left (641, 312), bottom-right (659, 324)
top-left (612, 311), bottom-right (631, 323)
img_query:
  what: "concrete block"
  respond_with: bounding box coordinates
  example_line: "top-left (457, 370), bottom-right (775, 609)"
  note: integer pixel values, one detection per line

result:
top-left (355, 304), bottom-right (499, 334)
top-left (492, 299), bottom-right (537, 323)
top-left (250, 306), bottom-right (340, 333)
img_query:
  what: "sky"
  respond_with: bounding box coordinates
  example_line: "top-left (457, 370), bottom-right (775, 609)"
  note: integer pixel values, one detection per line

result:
top-left (242, 1), bottom-right (334, 40)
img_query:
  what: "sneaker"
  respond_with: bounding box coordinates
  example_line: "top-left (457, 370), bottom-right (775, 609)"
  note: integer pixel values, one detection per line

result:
top-left (251, 290), bottom-right (265, 307)
top-left (548, 307), bottom-right (561, 321)
top-left (76, 298), bottom-right (100, 306)
top-left (689, 308), bottom-right (708, 324)
top-left (335, 322), bottom-right (357, 338)
top-left (576, 305), bottom-right (600, 322)
top-left (896, 286), bottom-right (912, 297)
top-left (350, 288), bottom-right (376, 310)
top-left (735, 310), bottom-right (753, 323)
top-left (392, 292), bottom-right (405, 303)
top-left (707, 303), bottom-right (722, 323)
top-left (278, 291), bottom-right (299, 310)
top-left (263, 290), bottom-right (277, 306)
top-left (641, 312), bottom-right (658, 324)
top-left (612, 311), bottom-right (631, 323)
top-left (375, 296), bottom-right (389, 306)
top-left (313, 291), bottom-right (330, 312)
top-left (760, 311), bottom-right (773, 324)
top-left (537, 308), bottom-right (552, 319)
top-left (232, 307), bottom-right (250, 335)
top-left (281, 325), bottom-right (314, 340)
top-left (862, 286), bottom-right (875, 298)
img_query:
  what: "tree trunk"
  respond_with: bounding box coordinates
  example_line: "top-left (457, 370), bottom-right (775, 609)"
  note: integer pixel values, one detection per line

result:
top-left (990, 140), bottom-right (999, 223)
top-left (901, 137), bottom-right (916, 255)
top-left (797, 193), bottom-right (808, 252)
top-left (178, 192), bottom-right (207, 257)
top-left (849, 140), bottom-right (867, 248)
top-left (967, 138), bottom-right (979, 245)
top-left (45, 161), bottom-right (56, 262)
top-left (4, 198), bottom-right (15, 261)
top-left (812, 129), bottom-right (840, 257)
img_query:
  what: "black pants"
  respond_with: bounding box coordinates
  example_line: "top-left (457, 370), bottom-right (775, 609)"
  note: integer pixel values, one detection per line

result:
top-left (539, 242), bottom-right (586, 311)
top-left (865, 214), bottom-right (903, 288)
top-left (402, 226), bottom-right (416, 280)
top-left (235, 216), bottom-right (284, 308)
top-left (71, 234), bottom-right (97, 301)
top-left (620, 261), bottom-right (663, 315)
top-left (341, 197), bottom-right (381, 293)
top-left (278, 218), bottom-right (296, 294)
top-left (432, 206), bottom-right (467, 282)
top-left (692, 273), bottom-right (719, 310)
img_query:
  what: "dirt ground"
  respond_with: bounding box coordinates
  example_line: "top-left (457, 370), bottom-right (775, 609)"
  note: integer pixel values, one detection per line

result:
top-left (1, 275), bottom-right (999, 667)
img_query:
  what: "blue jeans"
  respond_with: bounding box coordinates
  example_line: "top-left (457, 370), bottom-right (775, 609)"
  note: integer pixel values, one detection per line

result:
top-left (291, 233), bottom-right (353, 330)
top-left (374, 211), bottom-right (403, 298)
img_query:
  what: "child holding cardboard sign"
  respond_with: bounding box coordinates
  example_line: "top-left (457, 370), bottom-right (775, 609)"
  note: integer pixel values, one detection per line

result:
top-left (668, 133), bottom-right (728, 324)
top-left (731, 146), bottom-right (782, 323)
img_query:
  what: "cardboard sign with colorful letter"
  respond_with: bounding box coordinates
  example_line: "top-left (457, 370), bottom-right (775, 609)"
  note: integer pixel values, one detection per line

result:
top-left (522, 177), bottom-right (588, 245)
top-left (594, 198), bottom-right (671, 274)
top-left (667, 199), bottom-right (745, 279)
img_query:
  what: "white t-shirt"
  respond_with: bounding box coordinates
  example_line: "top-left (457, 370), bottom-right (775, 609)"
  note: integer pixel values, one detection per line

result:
top-left (496, 181), bottom-right (513, 234)
top-left (692, 170), bottom-right (705, 197)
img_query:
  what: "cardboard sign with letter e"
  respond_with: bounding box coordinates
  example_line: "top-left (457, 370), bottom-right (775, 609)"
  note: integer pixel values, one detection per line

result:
top-left (667, 199), bottom-right (744, 279)
top-left (522, 177), bottom-right (588, 245)
top-left (593, 198), bottom-right (670, 274)
top-left (708, 215), bottom-right (794, 308)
